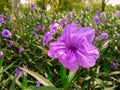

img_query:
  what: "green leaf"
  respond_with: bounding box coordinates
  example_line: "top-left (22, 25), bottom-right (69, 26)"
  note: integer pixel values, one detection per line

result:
top-left (0, 55), bottom-right (4, 67)
top-left (9, 76), bottom-right (16, 90)
top-left (26, 86), bottom-right (62, 90)
top-left (19, 67), bottom-right (55, 87)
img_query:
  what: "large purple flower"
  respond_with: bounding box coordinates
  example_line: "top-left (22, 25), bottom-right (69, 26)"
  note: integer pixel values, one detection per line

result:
top-left (2, 29), bottom-right (12, 38)
top-left (48, 23), bottom-right (99, 71)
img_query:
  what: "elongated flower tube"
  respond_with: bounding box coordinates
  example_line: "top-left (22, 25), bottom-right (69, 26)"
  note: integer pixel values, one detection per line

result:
top-left (48, 23), bottom-right (99, 71)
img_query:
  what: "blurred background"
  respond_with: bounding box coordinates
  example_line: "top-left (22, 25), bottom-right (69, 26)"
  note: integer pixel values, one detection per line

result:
top-left (0, 0), bottom-right (120, 14)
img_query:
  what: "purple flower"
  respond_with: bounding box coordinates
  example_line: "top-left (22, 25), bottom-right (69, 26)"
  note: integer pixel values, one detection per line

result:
top-left (37, 7), bottom-right (40, 11)
top-left (59, 19), bottom-right (66, 25)
top-left (111, 62), bottom-right (118, 70)
top-left (97, 33), bottom-right (109, 40)
top-left (49, 23), bottom-right (60, 34)
top-left (42, 32), bottom-right (53, 46)
top-left (94, 16), bottom-right (100, 24)
top-left (15, 68), bottom-right (21, 77)
top-left (0, 51), bottom-right (3, 57)
top-left (48, 23), bottom-right (99, 71)
top-left (87, 8), bottom-right (92, 13)
top-left (9, 41), bottom-right (14, 47)
top-left (0, 17), bottom-right (4, 24)
top-left (101, 20), bottom-right (106, 25)
top-left (72, 8), bottom-right (76, 14)
top-left (2, 29), bottom-right (12, 38)
top-left (36, 81), bottom-right (41, 87)
top-left (96, 11), bottom-right (101, 16)
top-left (18, 46), bottom-right (24, 53)
top-left (30, 4), bottom-right (36, 10)
top-left (34, 33), bottom-right (38, 39)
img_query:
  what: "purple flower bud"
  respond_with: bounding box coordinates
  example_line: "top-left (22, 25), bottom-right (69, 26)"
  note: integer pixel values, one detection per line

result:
top-left (49, 23), bottom-right (60, 34)
top-left (0, 17), bottom-right (4, 24)
top-left (87, 8), bottom-right (92, 13)
top-left (41, 32), bottom-right (53, 46)
top-left (36, 81), bottom-right (41, 87)
top-left (97, 33), bottom-right (109, 40)
top-left (96, 11), bottom-right (101, 16)
top-left (30, 4), bottom-right (36, 10)
top-left (37, 7), bottom-right (40, 11)
top-left (0, 51), bottom-right (3, 57)
top-left (94, 16), bottom-right (100, 24)
top-left (15, 68), bottom-right (21, 77)
top-left (34, 33), bottom-right (38, 39)
top-left (101, 20), bottom-right (106, 25)
top-left (111, 62), bottom-right (118, 70)
top-left (9, 41), bottom-right (14, 47)
top-left (2, 29), bottom-right (12, 38)
top-left (59, 19), bottom-right (66, 25)
top-left (18, 46), bottom-right (24, 53)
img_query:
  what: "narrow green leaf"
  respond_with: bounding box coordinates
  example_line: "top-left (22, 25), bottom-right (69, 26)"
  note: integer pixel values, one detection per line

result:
top-left (0, 56), bottom-right (4, 67)
top-left (26, 86), bottom-right (62, 90)
top-left (9, 76), bottom-right (16, 90)
top-left (19, 67), bottom-right (55, 87)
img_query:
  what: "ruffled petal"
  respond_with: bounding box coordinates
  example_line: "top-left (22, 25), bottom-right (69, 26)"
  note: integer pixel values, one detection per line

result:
top-left (59, 52), bottom-right (79, 71)
top-left (76, 42), bottom-right (99, 68)
top-left (48, 39), bottom-right (67, 58)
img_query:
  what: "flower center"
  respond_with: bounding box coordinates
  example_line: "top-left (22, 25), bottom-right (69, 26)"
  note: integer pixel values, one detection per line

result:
top-left (68, 46), bottom-right (77, 53)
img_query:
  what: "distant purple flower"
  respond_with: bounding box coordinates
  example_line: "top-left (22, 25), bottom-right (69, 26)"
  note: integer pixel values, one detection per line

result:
top-left (59, 19), bottom-right (66, 25)
top-left (96, 11), bottom-right (101, 16)
top-left (37, 7), bottom-right (40, 11)
top-left (30, 4), bottom-right (36, 10)
top-left (101, 20), bottom-right (106, 25)
top-left (9, 41), bottom-right (14, 47)
top-left (2, 29), bottom-right (12, 38)
top-left (18, 46), bottom-right (24, 53)
top-left (42, 32), bottom-right (53, 46)
top-left (49, 23), bottom-right (59, 34)
top-left (0, 17), bottom-right (4, 24)
top-left (36, 81), bottom-right (41, 87)
top-left (48, 23), bottom-right (99, 71)
top-left (97, 33), bottom-right (109, 40)
top-left (34, 33), bottom-right (38, 39)
top-left (0, 51), bottom-right (3, 57)
top-left (15, 68), bottom-right (21, 77)
top-left (111, 62), bottom-right (118, 70)
top-left (42, 27), bottom-right (45, 32)
top-left (87, 8), bottom-right (92, 13)
top-left (72, 8), bottom-right (76, 14)
top-left (94, 16), bottom-right (100, 24)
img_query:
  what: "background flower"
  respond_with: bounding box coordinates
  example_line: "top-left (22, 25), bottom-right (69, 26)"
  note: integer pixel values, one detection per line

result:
top-left (2, 29), bottom-right (12, 38)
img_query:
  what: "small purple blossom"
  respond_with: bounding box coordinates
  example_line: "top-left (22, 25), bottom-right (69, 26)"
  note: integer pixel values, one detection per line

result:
top-left (0, 51), bottom-right (3, 57)
top-left (96, 11), bottom-right (101, 16)
top-left (34, 33), bottom-right (38, 39)
top-left (101, 20), bottom-right (106, 25)
top-left (111, 62), bottom-right (118, 70)
top-left (49, 23), bottom-right (60, 34)
top-left (2, 29), bottom-right (12, 38)
top-left (36, 81), bottom-right (41, 87)
top-left (42, 32), bottom-right (53, 46)
top-left (48, 23), bottom-right (99, 71)
top-left (15, 68), bottom-right (21, 77)
top-left (97, 33), bottom-right (109, 40)
top-left (87, 8), bottom-right (92, 13)
top-left (59, 19), bottom-right (66, 25)
top-left (9, 41), bottom-right (14, 47)
top-left (37, 7), bottom-right (40, 11)
top-left (94, 16), bottom-right (100, 24)
top-left (0, 17), bottom-right (4, 24)
top-left (18, 46), bottom-right (24, 53)
top-left (30, 4), bottom-right (36, 10)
